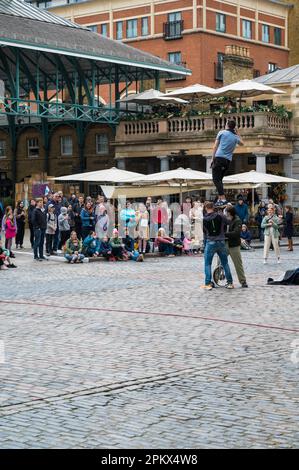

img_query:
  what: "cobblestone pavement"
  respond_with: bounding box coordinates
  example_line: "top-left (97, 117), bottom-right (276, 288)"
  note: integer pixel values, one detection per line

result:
top-left (0, 246), bottom-right (298, 449)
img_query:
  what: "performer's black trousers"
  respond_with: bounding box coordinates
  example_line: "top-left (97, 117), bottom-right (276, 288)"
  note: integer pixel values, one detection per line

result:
top-left (212, 157), bottom-right (230, 197)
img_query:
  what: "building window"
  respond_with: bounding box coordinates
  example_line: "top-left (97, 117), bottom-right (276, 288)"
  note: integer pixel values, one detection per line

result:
top-left (215, 52), bottom-right (224, 81)
top-left (96, 134), bottom-right (109, 155)
top-left (61, 136), bottom-right (73, 156)
top-left (127, 19), bottom-right (138, 39)
top-left (216, 13), bottom-right (226, 33)
top-left (0, 140), bottom-right (6, 158)
top-left (262, 24), bottom-right (270, 43)
top-left (274, 27), bottom-right (282, 46)
top-left (87, 25), bottom-right (98, 33)
top-left (164, 12), bottom-right (183, 40)
top-left (268, 63), bottom-right (277, 73)
top-left (168, 52), bottom-right (182, 65)
top-left (242, 20), bottom-right (252, 39)
top-left (116, 21), bottom-right (123, 40)
top-left (27, 138), bottom-right (39, 158)
top-left (141, 17), bottom-right (149, 36)
top-left (101, 24), bottom-right (108, 37)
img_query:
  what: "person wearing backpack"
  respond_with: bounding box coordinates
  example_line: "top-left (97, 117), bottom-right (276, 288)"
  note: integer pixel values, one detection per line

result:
top-left (201, 201), bottom-right (234, 290)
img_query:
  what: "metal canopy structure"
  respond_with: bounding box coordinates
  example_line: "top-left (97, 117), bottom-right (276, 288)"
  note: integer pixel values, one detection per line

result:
top-left (0, 0), bottom-right (191, 185)
top-left (0, 0), bottom-right (190, 124)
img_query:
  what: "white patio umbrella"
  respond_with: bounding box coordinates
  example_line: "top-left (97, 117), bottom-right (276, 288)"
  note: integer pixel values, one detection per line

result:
top-left (128, 167), bottom-right (213, 204)
top-left (52, 167), bottom-right (144, 183)
top-left (212, 79), bottom-right (285, 109)
top-left (119, 89), bottom-right (188, 105)
top-left (224, 170), bottom-right (299, 212)
top-left (164, 83), bottom-right (216, 101)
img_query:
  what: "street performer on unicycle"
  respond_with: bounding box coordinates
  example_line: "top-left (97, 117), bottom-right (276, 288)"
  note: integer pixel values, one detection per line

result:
top-left (211, 119), bottom-right (244, 207)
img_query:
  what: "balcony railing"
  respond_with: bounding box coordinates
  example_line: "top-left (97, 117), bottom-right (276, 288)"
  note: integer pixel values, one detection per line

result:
top-left (214, 62), bottom-right (223, 81)
top-left (165, 62), bottom-right (187, 81)
top-left (163, 20), bottom-right (184, 40)
top-left (116, 112), bottom-right (291, 142)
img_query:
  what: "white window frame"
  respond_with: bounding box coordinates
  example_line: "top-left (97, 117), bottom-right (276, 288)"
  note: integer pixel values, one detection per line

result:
top-left (141, 17), bottom-right (149, 36)
top-left (262, 24), bottom-right (270, 43)
top-left (242, 20), bottom-right (252, 39)
top-left (127, 19), bottom-right (138, 39)
top-left (168, 52), bottom-right (182, 65)
top-left (101, 23), bottom-right (108, 37)
top-left (216, 13), bottom-right (226, 33)
top-left (96, 134), bottom-right (109, 155)
top-left (60, 135), bottom-right (73, 157)
top-left (268, 63), bottom-right (277, 73)
top-left (116, 21), bottom-right (123, 40)
top-left (27, 138), bottom-right (39, 158)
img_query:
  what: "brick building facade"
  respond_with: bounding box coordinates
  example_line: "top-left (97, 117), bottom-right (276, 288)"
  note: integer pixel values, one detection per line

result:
top-left (28, 0), bottom-right (290, 100)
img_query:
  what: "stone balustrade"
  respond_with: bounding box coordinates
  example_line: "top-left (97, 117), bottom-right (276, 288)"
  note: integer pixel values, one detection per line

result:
top-left (116, 112), bottom-right (290, 142)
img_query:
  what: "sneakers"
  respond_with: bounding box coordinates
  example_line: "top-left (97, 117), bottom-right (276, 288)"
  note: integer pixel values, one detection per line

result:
top-left (225, 283), bottom-right (234, 289)
top-left (241, 282), bottom-right (248, 288)
top-left (263, 259), bottom-right (267, 264)
top-left (214, 199), bottom-right (228, 207)
top-left (277, 259), bottom-right (281, 264)
top-left (200, 284), bottom-right (213, 291)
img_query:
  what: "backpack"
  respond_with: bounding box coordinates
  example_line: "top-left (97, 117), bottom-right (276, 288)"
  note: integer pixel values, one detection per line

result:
top-left (267, 268), bottom-right (299, 285)
top-left (204, 214), bottom-right (223, 237)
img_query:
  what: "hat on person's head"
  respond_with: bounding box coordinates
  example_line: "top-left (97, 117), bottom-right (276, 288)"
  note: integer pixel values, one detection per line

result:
top-left (48, 204), bottom-right (54, 209)
top-left (113, 228), bottom-right (119, 234)
top-left (61, 207), bottom-right (67, 214)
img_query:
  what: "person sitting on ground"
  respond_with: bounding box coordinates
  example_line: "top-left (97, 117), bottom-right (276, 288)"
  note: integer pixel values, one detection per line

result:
top-left (99, 236), bottom-right (113, 260)
top-left (240, 224), bottom-right (252, 250)
top-left (83, 231), bottom-right (101, 257)
top-left (235, 197), bottom-right (249, 224)
top-left (211, 119), bottom-right (244, 207)
top-left (123, 227), bottom-right (135, 253)
top-left (64, 231), bottom-right (85, 264)
top-left (155, 228), bottom-right (175, 257)
top-left (110, 228), bottom-right (126, 260)
top-left (0, 239), bottom-right (17, 269)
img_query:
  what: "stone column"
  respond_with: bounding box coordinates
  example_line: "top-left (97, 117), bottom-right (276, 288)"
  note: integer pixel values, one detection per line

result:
top-left (158, 155), bottom-right (169, 172)
top-left (283, 156), bottom-right (293, 206)
top-left (255, 153), bottom-right (267, 200)
top-left (116, 158), bottom-right (126, 170)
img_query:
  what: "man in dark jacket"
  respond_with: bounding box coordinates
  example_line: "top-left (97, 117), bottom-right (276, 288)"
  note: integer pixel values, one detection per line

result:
top-left (28, 199), bottom-right (36, 249)
top-left (201, 201), bottom-right (234, 290)
top-left (225, 205), bottom-right (248, 288)
top-left (32, 198), bottom-right (47, 261)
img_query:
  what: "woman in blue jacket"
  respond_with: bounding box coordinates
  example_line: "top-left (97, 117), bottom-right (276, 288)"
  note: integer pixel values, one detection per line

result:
top-left (83, 231), bottom-right (100, 257)
top-left (80, 202), bottom-right (95, 240)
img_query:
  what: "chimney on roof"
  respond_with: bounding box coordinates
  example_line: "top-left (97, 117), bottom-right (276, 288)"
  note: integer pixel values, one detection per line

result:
top-left (223, 45), bottom-right (254, 85)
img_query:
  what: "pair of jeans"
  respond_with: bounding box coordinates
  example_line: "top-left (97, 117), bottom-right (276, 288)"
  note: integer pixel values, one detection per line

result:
top-left (212, 157), bottom-right (230, 197)
top-left (46, 234), bottom-right (54, 254)
top-left (204, 240), bottom-right (233, 285)
top-left (65, 253), bottom-right (84, 263)
top-left (33, 228), bottom-right (45, 259)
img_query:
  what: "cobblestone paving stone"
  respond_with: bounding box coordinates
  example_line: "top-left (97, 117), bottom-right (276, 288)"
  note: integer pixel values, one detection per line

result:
top-left (0, 248), bottom-right (298, 448)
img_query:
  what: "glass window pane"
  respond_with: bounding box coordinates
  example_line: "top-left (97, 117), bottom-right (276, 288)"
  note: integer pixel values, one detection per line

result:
top-left (127, 19), bottom-right (138, 38)
top-left (101, 24), bottom-right (108, 37)
top-left (142, 17), bottom-right (148, 36)
top-left (116, 21), bottom-right (123, 40)
top-left (96, 134), bottom-right (109, 155)
top-left (61, 136), bottom-right (72, 156)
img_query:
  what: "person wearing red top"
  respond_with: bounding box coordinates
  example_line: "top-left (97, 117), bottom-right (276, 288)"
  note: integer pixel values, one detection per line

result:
top-left (151, 199), bottom-right (170, 237)
top-left (4, 208), bottom-right (17, 252)
top-left (155, 228), bottom-right (175, 257)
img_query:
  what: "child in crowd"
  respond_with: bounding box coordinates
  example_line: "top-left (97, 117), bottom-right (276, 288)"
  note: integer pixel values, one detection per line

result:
top-left (58, 207), bottom-right (71, 249)
top-left (99, 236), bottom-right (113, 260)
top-left (0, 239), bottom-right (17, 269)
top-left (46, 204), bottom-right (57, 256)
top-left (83, 231), bottom-right (101, 257)
top-left (183, 231), bottom-right (193, 255)
top-left (64, 231), bottom-right (85, 263)
top-left (240, 224), bottom-right (252, 250)
top-left (4, 207), bottom-right (17, 253)
top-left (110, 228), bottom-right (125, 260)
